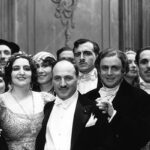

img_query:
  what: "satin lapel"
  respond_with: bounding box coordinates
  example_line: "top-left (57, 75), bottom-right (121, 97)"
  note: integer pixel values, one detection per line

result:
top-left (71, 95), bottom-right (90, 150)
top-left (112, 80), bottom-right (128, 108)
top-left (36, 101), bottom-right (54, 150)
top-left (42, 102), bottom-right (54, 134)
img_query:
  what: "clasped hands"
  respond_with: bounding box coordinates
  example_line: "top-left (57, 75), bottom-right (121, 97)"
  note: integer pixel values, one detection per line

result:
top-left (96, 97), bottom-right (115, 119)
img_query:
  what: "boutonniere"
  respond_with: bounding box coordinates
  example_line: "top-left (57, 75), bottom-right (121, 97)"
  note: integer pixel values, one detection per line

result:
top-left (83, 105), bottom-right (93, 114)
top-left (85, 113), bottom-right (98, 127)
top-left (41, 92), bottom-right (55, 102)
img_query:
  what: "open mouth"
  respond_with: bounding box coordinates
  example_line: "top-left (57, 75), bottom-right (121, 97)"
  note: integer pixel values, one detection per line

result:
top-left (17, 77), bottom-right (26, 80)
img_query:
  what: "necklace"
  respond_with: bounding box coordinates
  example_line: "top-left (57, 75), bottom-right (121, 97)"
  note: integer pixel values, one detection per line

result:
top-left (11, 91), bottom-right (36, 134)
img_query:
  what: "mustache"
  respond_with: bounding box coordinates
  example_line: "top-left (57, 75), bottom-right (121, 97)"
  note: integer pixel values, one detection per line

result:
top-left (79, 59), bottom-right (85, 62)
top-left (60, 86), bottom-right (67, 89)
top-left (145, 69), bottom-right (150, 73)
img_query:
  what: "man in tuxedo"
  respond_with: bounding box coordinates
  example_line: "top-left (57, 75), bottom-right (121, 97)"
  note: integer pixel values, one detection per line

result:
top-left (0, 134), bottom-right (8, 150)
top-left (135, 47), bottom-right (150, 149)
top-left (84, 48), bottom-right (150, 150)
top-left (36, 59), bottom-right (108, 150)
top-left (135, 46), bottom-right (150, 94)
top-left (73, 39), bottom-right (101, 94)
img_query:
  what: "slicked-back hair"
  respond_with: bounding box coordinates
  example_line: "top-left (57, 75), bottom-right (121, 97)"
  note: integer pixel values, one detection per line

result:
top-left (56, 46), bottom-right (73, 60)
top-left (73, 39), bottom-right (100, 56)
top-left (135, 46), bottom-right (150, 66)
top-left (96, 48), bottom-right (129, 73)
top-left (4, 53), bottom-right (37, 87)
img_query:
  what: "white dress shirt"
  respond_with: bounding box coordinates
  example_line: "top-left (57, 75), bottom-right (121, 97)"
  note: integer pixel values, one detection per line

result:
top-left (139, 77), bottom-right (150, 94)
top-left (98, 85), bottom-right (120, 122)
top-left (77, 68), bottom-right (98, 94)
top-left (44, 91), bottom-right (78, 150)
top-left (98, 85), bottom-right (120, 104)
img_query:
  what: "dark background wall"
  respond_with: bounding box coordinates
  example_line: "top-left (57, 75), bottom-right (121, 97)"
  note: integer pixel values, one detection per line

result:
top-left (0, 0), bottom-right (150, 56)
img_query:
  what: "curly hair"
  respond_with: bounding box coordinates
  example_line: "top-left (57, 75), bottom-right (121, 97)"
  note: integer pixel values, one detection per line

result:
top-left (4, 53), bottom-right (38, 88)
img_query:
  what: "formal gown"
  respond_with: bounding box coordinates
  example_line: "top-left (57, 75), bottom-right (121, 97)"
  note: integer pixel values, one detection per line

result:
top-left (0, 91), bottom-right (55, 150)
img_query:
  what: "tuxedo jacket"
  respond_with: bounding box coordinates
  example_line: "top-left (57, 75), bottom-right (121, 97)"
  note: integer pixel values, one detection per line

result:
top-left (0, 135), bottom-right (8, 150)
top-left (84, 80), bottom-right (150, 150)
top-left (35, 93), bottom-right (109, 150)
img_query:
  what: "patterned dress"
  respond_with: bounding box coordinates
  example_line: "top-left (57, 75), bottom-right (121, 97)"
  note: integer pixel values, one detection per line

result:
top-left (0, 91), bottom-right (55, 150)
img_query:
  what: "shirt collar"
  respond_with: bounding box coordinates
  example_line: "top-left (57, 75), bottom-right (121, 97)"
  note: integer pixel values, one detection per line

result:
top-left (139, 77), bottom-right (150, 90)
top-left (99, 84), bottom-right (120, 98)
top-left (55, 91), bottom-right (78, 109)
top-left (79, 68), bottom-right (97, 81)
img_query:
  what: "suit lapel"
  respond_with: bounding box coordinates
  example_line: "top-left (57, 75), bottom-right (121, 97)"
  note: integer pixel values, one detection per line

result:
top-left (71, 94), bottom-right (91, 150)
top-left (112, 80), bottom-right (129, 109)
top-left (42, 102), bottom-right (54, 135)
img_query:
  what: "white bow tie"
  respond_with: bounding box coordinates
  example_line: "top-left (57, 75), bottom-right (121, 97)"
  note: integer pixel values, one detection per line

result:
top-left (140, 82), bottom-right (150, 90)
top-left (79, 74), bottom-right (96, 82)
top-left (79, 69), bottom-right (97, 82)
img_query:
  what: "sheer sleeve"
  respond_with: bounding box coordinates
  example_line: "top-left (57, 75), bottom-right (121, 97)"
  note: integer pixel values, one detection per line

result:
top-left (0, 95), bottom-right (5, 111)
top-left (41, 92), bottom-right (55, 104)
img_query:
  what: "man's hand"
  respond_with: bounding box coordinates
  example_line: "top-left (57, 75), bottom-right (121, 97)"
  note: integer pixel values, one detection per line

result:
top-left (96, 98), bottom-right (115, 118)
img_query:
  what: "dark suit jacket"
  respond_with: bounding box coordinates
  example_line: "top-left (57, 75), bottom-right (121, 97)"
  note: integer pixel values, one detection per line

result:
top-left (36, 93), bottom-right (109, 150)
top-left (84, 80), bottom-right (150, 150)
top-left (0, 135), bottom-right (8, 150)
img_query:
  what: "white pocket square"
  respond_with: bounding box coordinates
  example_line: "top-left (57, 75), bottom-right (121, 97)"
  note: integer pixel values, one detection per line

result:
top-left (85, 113), bottom-right (98, 127)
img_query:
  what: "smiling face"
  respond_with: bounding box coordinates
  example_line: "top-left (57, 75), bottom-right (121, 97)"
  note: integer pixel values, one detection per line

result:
top-left (138, 50), bottom-right (150, 83)
top-left (36, 60), bottom-right (53, 85)
top-left (52, 60), bottom-right (78, 100)
top-left (100, 55), bottom-right (124, 88)
top-left (74, 42), bottom-right (96, 74)
top-left (11, 58), bottom-right (32, 88)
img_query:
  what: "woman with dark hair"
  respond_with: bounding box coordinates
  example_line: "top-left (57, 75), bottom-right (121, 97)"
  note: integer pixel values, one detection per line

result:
top-left (0, 53), bottom-right (55, 150)
top-left (32, 51), bottom-right (56, 94)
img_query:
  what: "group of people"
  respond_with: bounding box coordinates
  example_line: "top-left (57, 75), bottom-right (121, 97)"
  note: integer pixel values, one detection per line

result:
top-left (0, 38), bottom-right (150, 150)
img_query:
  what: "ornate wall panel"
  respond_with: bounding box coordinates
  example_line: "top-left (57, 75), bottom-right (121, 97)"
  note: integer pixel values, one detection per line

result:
top-left (12, 0), bottom-right (119, 55)
top-left (2, 0), bottom-right (150, 54)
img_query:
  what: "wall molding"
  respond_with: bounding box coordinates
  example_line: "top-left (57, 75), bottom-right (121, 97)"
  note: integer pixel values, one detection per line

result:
top-left (51, 0), bottom-right (78, 46)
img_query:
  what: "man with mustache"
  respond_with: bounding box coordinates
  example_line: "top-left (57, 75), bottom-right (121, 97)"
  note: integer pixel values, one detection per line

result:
top-left (36, 60), bottom-right (109, 150)
top-left (136, 46), bottom-right (150, 94)
top-left (73, 39), bottom-right (101, 94)
top-left (135, 47), bottom-right (150, 150)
